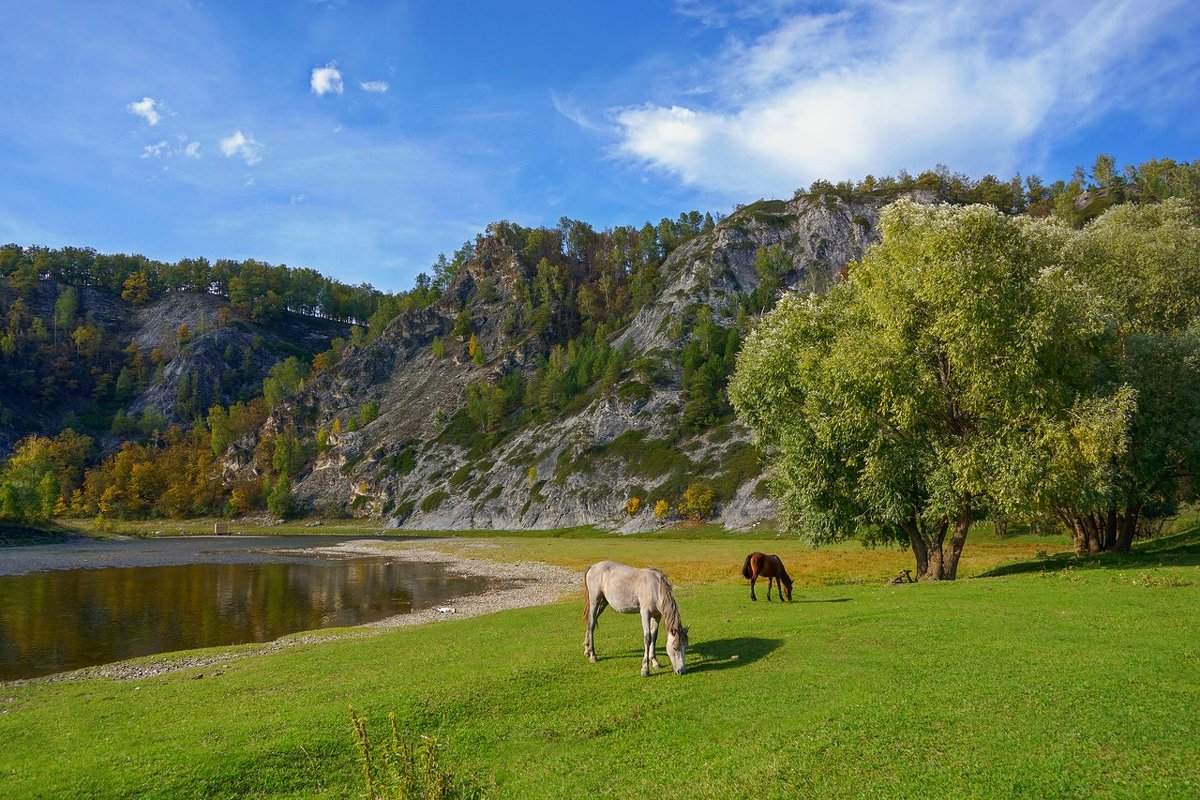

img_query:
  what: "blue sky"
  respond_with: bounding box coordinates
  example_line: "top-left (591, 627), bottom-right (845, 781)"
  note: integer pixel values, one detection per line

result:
top-left (2, 0), bottom-right (1197, 293)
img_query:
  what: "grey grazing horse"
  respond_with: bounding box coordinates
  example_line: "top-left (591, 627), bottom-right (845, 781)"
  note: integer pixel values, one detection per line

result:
top-left (583, 560), bottom-right (689, 677)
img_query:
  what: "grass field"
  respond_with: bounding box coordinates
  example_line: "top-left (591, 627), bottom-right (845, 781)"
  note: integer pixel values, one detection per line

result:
top-left (2, 523), bottom-right (1198, 798)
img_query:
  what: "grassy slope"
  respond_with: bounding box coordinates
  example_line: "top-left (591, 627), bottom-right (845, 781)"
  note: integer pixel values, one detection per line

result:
top-left (2, 528), bottom-right (1198, 799)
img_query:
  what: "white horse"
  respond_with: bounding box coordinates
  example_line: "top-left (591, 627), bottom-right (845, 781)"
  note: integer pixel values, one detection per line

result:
top-left (582, 560), bottom-right (689, 677)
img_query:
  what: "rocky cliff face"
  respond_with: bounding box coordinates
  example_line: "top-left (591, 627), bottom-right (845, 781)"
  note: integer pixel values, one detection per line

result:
top-left (259, 193), bottom-right (892, 531)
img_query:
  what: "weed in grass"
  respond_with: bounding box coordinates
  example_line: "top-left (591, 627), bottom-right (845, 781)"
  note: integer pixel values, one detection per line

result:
top-left (350, 708), bottom-right (484, 800)
top-left (1119, 572), bottom-right (1192, 588)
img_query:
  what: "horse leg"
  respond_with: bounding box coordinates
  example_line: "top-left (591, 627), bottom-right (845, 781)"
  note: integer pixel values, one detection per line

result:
top-left (640, 609), bottom-right (653, 677)
top-left (584, 595), bottom-right (606, 663)
top-left (749, 573), bottom-right (757, 601)
top-left (652, 618), bottom-right (662, 671)
top-left (767, 576), bottom-right (774, 601)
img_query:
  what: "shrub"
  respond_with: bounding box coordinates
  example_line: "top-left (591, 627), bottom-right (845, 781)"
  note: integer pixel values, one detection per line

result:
top-left (625, 496), bottom-right (641, 515)
top-left (677, 479), bottom-right (715, 521)
top-left (420, 491), bottom-right (449, 514)
top-left (654, 499), bottom-right (670, 519)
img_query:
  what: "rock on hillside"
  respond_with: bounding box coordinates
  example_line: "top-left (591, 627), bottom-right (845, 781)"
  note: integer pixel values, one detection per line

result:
top-left (247, 194), bottom-right (899, 530)
top-left (126, 292), bottom-right (348, 431)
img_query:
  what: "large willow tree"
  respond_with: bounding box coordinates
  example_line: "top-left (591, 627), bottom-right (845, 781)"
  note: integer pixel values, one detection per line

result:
top-left (731, 200), bottom-right (1133, 580)
top-left (1058, 199), bottom-right (1200, 552)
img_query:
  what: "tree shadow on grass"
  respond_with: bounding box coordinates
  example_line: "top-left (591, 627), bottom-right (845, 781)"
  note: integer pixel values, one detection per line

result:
top-left (977, 528), bottom-right (1200, 579)
top-left (688, 637), bottom-right (783, 673)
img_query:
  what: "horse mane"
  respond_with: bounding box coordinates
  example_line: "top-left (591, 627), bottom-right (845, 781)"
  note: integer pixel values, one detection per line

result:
top-left (774, 556), bottom-right (794, 588)
top-left (651, 570), bottom-right (682, 632)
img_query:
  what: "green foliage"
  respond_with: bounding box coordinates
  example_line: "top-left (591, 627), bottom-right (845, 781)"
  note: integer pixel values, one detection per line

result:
top-left (271, 430), bottom-right (307, 477)
top-left (733, 200), bottom-right (1133, 579)
top-left (431, 336), bottom-right (445, 359)
top-left (448, 464), bottom-right (473, 489)
top-left (266, 473), bottom-right (295, 518)
top-left (1054, 199), bottom-right (1200, 551)
top-left (358, 400), bottom-right (380, 427)
top-left (420, 491), bottom-right (449, 514)
top-left (262, 356), bottom-right (309, 411)
top-left (451, 309), bottom-right (471, 339)
top-left (0, 430), bottom-right (94, 521)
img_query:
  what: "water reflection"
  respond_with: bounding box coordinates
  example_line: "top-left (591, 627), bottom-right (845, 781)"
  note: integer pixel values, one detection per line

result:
top-left (0, 558), bottom-right (493, 681)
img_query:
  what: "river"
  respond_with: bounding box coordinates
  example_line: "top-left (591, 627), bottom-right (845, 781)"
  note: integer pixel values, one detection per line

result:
top-left (0, 535), bottom-right (499, 681)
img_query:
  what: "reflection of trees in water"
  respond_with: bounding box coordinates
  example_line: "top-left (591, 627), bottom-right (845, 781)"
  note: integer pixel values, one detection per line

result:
top-left (0, 559), bottom-right (492, 681)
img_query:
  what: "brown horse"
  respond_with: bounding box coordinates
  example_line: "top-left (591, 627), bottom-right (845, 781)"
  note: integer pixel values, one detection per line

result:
top-left (742, 552), bottom-right (793, 601)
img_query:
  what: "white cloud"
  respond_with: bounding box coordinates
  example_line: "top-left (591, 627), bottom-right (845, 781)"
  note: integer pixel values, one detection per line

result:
top-left (141, 140), bottom-right (168, 158)
top-left (359, 80), bottom-right (389, 93)
top-left (127, 96), bottom-right (161, 126)
top-left (220, 130), bottom-right (262, 165)
top-left (184, 140), bottom-right (200, 158)
top-left (615, 0), bottom-right (1194, 196)
top-left (311, 63), bottom-right (344, 96)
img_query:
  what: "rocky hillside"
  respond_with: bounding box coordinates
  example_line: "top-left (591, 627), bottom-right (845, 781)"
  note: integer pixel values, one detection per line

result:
top-left (241, 193), bottom-right (894, 530)
top-left (0, 285), bottom-right (348, 458)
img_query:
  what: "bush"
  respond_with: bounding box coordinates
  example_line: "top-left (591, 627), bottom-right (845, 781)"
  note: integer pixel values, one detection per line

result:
top-left (625, 496), bottom-right (640, 515)
top-left (654, 498), bottom-right (670, 519)
top-left (420, 491), bottom-right (449, 514)
top-left (677, 479), bottom-right (715, 521)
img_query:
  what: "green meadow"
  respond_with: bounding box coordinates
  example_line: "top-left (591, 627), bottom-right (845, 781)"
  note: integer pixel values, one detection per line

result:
top-left (2, 525), bottom-right (1198, 799)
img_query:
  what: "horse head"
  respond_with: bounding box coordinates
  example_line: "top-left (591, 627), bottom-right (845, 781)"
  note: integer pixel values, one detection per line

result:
top-left (667, 625), bottom-right (689, 674)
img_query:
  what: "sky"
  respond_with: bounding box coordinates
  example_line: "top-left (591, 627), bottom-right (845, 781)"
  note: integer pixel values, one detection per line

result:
top-left (1, 0), bottom-right (1198, 293)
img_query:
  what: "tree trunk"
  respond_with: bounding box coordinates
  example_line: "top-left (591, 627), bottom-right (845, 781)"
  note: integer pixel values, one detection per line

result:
top-left (902, 520), bottom-right (930, 579)
top-left (915, 518), bottom-right (949, 581)
top-left (1101, 505), bottom-right (1117, 551)
top-left (1086, 512), bottom-right (1102, 554)
top-left (943, 506), bottom-right (972, 580)
top-left (1113, 506), bottom-right (1140, 553)
top-left (1070, 511), bottom-right (1102, 555)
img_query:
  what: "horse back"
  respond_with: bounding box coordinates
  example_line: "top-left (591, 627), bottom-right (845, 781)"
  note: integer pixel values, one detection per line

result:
top-left (586, 561), bottom-right (664, 615)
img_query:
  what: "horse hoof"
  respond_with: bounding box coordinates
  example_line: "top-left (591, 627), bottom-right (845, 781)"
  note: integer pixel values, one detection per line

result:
top-left (589, 655), bottom-right (597, 663)
top-left (640, 669), bottom-right (650, 678)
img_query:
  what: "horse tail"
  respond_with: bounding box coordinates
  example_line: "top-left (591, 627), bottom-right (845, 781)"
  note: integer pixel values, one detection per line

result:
top-left (582, 570), bottom-right (590, 625)
top-left (742, 554), bottom-right (753, 580)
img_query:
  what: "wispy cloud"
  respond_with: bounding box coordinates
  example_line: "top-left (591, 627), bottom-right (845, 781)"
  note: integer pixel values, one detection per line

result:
top-left (615, 0), bottom-right (1196, 195)
top-left (127, 96), bottom-right (161, 126)
top-left (140, 135), bottom-right (200, 160)
top-left (359, 80), bottom-right (389, 93)
top-left (220, 130), bottom-right (262, 165)
top-left (311, 63), bottom-right (344, 96)
top-left (141, 140), bottom-right (168, 159)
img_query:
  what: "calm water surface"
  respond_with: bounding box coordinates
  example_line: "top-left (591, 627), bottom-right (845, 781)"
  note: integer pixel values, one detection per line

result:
top-left (0, 536), bottom-right (498, 681)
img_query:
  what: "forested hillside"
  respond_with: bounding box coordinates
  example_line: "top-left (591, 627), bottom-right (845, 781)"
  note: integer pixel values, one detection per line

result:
top-left (1, 155), bottom-right (1197, 529)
